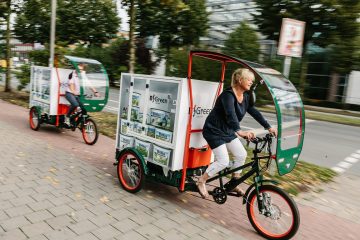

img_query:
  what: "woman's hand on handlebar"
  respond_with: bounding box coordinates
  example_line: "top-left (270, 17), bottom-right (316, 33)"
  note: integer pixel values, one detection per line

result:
top-left (268, 127), bottom-right (277, 137)
top-left (237, 130), bottom-right (256, 141)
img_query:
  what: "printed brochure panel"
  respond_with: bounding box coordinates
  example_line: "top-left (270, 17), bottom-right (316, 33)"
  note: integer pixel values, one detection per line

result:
top-left (134, 139), bottom-right (151, 160)
top-left (119, 134), bottom-right (134, 149)
top-left (31, 67), bottom-right (52, 105)
top-left (153, 145), bottom-right (171, 167)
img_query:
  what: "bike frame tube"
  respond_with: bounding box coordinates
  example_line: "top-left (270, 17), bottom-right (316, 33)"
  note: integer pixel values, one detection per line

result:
top-left (180, 52), bottom-right (228, 191)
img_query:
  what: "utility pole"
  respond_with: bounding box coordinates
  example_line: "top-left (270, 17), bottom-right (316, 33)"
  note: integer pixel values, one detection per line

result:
top-left (49, 0), bottom-right (57, 67)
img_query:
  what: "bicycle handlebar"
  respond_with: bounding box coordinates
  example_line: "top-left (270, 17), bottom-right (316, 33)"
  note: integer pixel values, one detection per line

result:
top-left (247, 133), bottom-right (275, 144)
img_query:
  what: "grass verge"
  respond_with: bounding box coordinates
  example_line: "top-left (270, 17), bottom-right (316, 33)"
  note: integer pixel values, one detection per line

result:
top-left (0, 87), bottom-right (337, 195)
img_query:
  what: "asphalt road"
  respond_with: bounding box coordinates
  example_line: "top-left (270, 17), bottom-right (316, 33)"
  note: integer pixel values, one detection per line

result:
top-left (106, 87), bottom-right (360, 176)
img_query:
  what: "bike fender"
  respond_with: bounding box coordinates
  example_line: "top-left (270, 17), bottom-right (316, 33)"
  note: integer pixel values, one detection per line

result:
top-left (115, 147), bottom-right (149, 175)
top-left (242, 179), bottom-right (279, 205)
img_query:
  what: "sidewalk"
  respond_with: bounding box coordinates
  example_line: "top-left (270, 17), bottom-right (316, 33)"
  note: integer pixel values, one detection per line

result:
top-left (1, 99), bottom-right (359, 239)
top-left (0, 110), bottom-right (243, 239)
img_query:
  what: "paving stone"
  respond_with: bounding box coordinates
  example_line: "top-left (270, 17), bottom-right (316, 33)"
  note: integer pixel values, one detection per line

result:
top-left (108, 208), bottom-right (134, 221)
top-left (5, 205), bottom-right (33, 218)
top-left (152, 218), bottom-right (179, 232)
top-left (158, 229), bottom-right (189, 240)
top-left (69, 209), bottom-right (96, 222)
top-left (89, 213), bottom-right (115, 227)
top-left (0, 228), bottom-right (27, 240)
top-left (68, 219), bottom-right (98, 235)
top-left (73, 232), bottom-right (99, 240)
top-left (28, 234), bottom-right (48, 240)
top-left (21, 221), bottom-right (53, 238)
top-left (86, 203), bottom-right (113, 216)
top-left (46, 215), bottom-right (75, 229)
top-left (116, 231), bottom-right (147, 240)
top-left (25, 210), bottom-right (53, 223)
top-left (27, 200), bottom-right (55, 211)
top-left (44, 228), bottom-right (78, 240)
top-left (0, 210), bottom-right (9, 221)
top-left (1, 215), bottom-right (31, 231)
top-left (48, 205), bottom-right (74, 216)
top-left (129, 213), bottom-right (157, 226)
top-left (111, 219), bottom-right (139, 233)
top-left (135, 223), bottom-right (163, 238)
top-left (91, 225), bottom-right (121, 240)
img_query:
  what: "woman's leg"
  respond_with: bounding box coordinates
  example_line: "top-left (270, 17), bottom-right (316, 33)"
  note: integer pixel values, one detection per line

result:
top-left (197, 144), bottom-right (229, 198)
top-left (226, 138), bottom-right (247, 174)
top-left (226, 138), bottom-right (247, 195)
top-left (206, 144), bottom-right (230, 177)
top-left (65, 92), bottom-right (79, 117)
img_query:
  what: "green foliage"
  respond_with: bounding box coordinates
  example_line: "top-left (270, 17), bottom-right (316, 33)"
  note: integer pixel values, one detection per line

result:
top-left (29, 49), bottom-right (50, 66)
top-left (71, 37), bottom-right (156, 85)
top-left (137, 0), bottom-right (208, 51)
top-left (166, 48), bottom-right (223, 83)
top-left (14, 0), bottom-right (120, 45)
top-left (14, 64), bottom-right (31, 91)
top-left (223, 22), bottom-right (260, 62)
top-left (254, 0), bottom-right (360, 73)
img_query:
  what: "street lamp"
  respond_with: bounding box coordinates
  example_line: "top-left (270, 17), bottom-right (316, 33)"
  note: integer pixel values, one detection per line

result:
top-left (49, 0), bottom-right (57, 67)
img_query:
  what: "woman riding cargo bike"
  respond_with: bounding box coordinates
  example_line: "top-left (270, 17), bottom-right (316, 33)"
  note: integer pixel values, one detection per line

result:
top-left (114, 51), bottom-right (305, 239)
top-left (29, 56), bottom-right (109, 145)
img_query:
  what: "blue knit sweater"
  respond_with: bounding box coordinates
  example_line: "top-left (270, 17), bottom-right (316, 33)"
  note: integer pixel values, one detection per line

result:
top-left (202, 88), bottom-right (271, 149)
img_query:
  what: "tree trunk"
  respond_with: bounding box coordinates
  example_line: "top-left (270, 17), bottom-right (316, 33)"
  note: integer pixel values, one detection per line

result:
top-left (128, 0), bottom-right (136, 74)
top-left (327, 72), bottom-right (340, 102)
top-left (4, 0), bottom-right (11, 92)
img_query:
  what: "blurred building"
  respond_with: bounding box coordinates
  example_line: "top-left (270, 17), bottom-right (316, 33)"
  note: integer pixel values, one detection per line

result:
top-left (202, 0), bottom-right (277, 57)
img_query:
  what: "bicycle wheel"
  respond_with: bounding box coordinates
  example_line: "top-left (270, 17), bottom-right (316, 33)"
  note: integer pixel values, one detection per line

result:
top-left (246, 185), bottom-right (300, 240)
top-left (81, 118), bottom-right (98, 145)
top-left (117, 150), bottom-right (145, 193)
top-left (29, 107), bottom-right (40, 131)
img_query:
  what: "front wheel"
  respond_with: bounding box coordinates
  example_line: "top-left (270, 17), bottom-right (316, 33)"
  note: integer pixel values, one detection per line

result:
top-left (246, 185), bottom-right (300, 240)
top-left (117, 149), bottom-right (145, 193)
top-left (81, 118), bottom-right (98, 145)
top-left (29, 107), bottom-right (41, 131)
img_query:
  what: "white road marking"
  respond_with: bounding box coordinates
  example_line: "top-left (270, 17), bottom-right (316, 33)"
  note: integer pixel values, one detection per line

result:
top-left (108, 99), bottom-right (118, 103)
top-left (331, 166), bottom-right (346, 173)
top-left (105, 106), bottom-right (118, 112)
top-left (345, 157), bottom-right (359, 164)
top-left (337, 161), bottom-right (352, 169)
top-left (331, 150), bottom-right (360, 174)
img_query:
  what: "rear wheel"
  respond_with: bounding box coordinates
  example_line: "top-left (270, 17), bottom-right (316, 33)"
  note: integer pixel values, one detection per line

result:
top-left (246, 185), bottom-right (300, 240)
top-left (81, 118), bottom-right (98, 145)
top-left (117, 150), bottom-right (145, 193)
top-left (29, 107), bottom-right (40, 131)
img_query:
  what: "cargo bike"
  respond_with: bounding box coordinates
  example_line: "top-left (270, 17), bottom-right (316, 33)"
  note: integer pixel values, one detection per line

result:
top-left (28, 56), bottom-right (109, 145)
top-left (114, 51), bottom-right (305, 239)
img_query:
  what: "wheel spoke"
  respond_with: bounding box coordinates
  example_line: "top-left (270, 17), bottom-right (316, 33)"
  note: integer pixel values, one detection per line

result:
top-left (248, 188), bottom-right (296, 238)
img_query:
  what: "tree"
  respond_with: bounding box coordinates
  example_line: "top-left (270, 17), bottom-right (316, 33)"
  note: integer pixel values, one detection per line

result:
top-left (253, 0), bottom-right (360, 101)
top-left (222, 22), bottom-right (260, 62)
top-left (137, 0), bottom-right (208, 55)
top-left (14, 0), bottom-right (120, 46)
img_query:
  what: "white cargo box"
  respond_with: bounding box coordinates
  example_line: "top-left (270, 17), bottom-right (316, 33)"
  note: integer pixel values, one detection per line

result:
top-left (116, 74), bottom-right (218, 171)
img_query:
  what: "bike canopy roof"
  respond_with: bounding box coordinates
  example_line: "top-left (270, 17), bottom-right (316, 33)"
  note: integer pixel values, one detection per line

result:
top-left (188, 51), bottom-right (305, 175)
top-left (64, 55), bottom-right (109, 112)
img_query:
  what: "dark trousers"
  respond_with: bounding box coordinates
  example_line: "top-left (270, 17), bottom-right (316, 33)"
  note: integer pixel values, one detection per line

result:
top-left (65, 92), bottom-right (86, 117)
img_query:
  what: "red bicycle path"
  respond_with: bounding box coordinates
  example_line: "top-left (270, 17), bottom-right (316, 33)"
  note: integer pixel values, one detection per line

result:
top-left (0, 99), bottom-right (358, 240)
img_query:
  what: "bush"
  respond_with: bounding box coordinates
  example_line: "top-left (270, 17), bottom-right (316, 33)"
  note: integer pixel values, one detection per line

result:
top-left (15, 64), bottom-right (31, 91)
